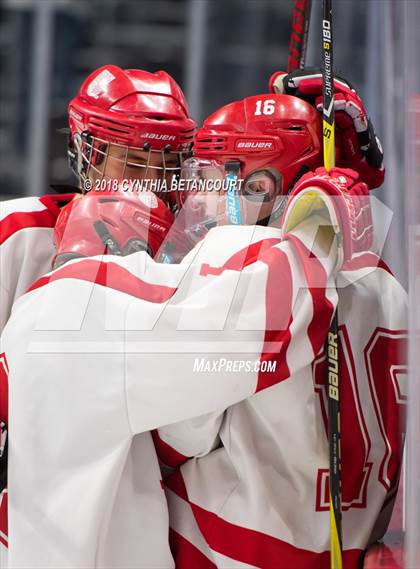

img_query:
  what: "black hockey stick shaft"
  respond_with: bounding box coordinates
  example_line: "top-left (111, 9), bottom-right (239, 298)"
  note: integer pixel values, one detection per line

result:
top-left (322, 1), bottom-right (343, 567)
top-left (326, 314), bottom-right (342, 568)
top-left (288, 0), bottom-right (312, 72)
top-left (322, 0), bottom-right (335, 171)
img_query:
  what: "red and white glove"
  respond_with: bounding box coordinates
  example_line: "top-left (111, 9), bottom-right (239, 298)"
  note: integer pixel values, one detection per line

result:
top-left (281, 167), bottom-right (373, 265)
top-left (269, 69), bottom-right (385, 190)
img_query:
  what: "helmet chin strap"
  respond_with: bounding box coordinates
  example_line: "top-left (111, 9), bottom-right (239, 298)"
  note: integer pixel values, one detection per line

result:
top-left (257, 215), bottom-right (271, 227)
top-left (93, 221), bottom-right (123, 256)
top-left (286, 165), bottom-right (311, 193)
top-left (256, 197), bottom-right (286, 227)
top-left (224, 161), bottom-right (242, 225)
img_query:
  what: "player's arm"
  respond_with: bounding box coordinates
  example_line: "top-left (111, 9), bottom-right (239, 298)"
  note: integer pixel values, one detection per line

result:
top-left (153, 410), bottom-right (224, 468)
top-left (0, 167), bottom-right (368, 564)
top-left (151, 166), bottom-right (372, 460)
top-left (2, 166), bottom-right (368, 446)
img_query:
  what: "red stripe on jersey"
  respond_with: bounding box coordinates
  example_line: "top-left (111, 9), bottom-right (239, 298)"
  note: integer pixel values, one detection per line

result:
top-left (38, 193), bottom-right (75, 213)
top-left (221, 238), bottom-right (281, 271)
top-left (28, 259), bottom-right (177, 303)
top-left (257, 246), bottom-right (293, 392)
top-left (166, 471), bottom-right (364, 569)
top-left (256, 233), bottom-right (336, 392)
top-left (200, 238), bottom-right (281, 277)
top-left (0, 209), bottom-right (56, 246)
top-left (287, 235), bottom-right (335, 358)
top-left (0, 194), bottom-right (73, 245)
top-left (169, 528), bottom-right (217, 569)
top-left (165, 469), bottom-right (189, 500)
top-left (342, 252), bottom-right (392, 274)
top-left (152, 430), bottom-right (189, 468)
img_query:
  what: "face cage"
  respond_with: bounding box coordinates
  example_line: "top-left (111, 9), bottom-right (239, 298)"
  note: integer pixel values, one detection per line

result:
top-left (69, 132), bottom-right (193, 212)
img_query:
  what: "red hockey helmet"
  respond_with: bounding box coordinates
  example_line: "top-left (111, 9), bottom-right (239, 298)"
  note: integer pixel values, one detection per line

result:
top-left (180, 94), bottom-right (322, 228)
top-left (53, 189), bottom-right (191, 269)
top-left (67, 65), bottom-right (196, 210)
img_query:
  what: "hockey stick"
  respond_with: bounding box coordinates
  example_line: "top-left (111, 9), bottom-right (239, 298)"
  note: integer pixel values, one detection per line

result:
top-left (287, 2), bottom-right (343, 564)
top-left (288, 0), bottom-right (312, 72)
top-left (273, 0), bottom-right (312, 220)
top-left (322, 1), bottom-right (343, 568)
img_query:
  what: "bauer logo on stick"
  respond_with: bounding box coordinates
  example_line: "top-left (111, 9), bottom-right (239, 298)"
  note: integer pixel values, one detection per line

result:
top-left (327, 331), bottom-right (339, 400)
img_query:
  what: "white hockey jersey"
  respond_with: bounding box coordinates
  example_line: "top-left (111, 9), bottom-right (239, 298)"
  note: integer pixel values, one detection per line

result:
top-left (0, 193), bottom-right (74, 568)
top-left (0, 213), bottom-right (354, 568)
top-left (156, 248), bottom-right (408, 568)
top-left (0, 194), bottom-right (74, 332)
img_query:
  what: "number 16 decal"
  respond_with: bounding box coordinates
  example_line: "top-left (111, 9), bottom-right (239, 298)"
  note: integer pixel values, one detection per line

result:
top-left (255, 99), bottom-right (275, 116)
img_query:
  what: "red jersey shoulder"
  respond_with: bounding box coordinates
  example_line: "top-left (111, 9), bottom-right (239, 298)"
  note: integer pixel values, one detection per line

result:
top-left (0, 193), bottom-right (74, 246)
top-left (341, 252), bottom-right (393, 275)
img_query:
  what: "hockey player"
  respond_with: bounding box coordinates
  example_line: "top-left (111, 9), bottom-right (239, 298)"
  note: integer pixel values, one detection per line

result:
top-left (0, 63), bottom-right (196, 331)
top-left (153, 91), bottom-right (407, 568)
top-left (0, 64), bottom-right (196, 566)
top-left (174, 69), bottom-right (385, 241)
top-left (0, 89), bottom-right (406, 568)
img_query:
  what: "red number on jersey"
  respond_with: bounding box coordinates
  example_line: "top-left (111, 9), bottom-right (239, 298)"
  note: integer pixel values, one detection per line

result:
top-left (313, 327), bottom-right (407, 511)
top-left (314, 327), bottom-right (372, 510)
top-left (364, 329), bottom-right (407, 491)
